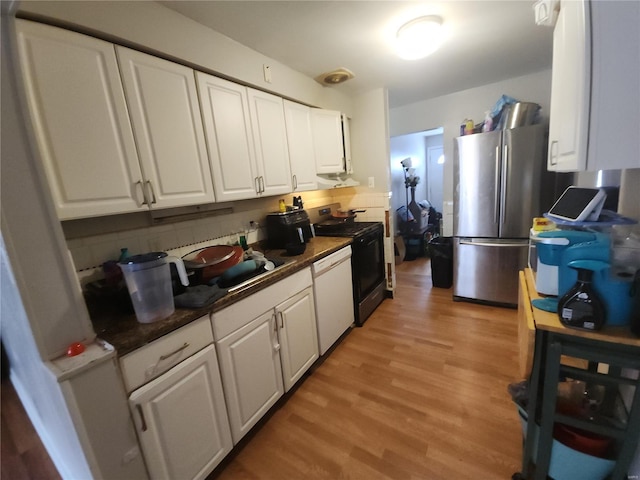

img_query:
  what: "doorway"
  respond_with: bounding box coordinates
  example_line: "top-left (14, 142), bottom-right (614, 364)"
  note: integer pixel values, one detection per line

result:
top-left (390, 127), bottom-right (444, 226)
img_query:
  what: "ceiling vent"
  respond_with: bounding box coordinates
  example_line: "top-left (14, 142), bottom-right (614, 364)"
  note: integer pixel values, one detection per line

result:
top-left (315, 68), bottom-right (355, 86)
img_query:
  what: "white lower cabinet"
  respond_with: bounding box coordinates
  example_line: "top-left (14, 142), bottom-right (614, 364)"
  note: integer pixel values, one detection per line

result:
top-left (277, 287), bottom-right (319, 391)
top-left (124, 318), bottom-right (232, 480)
top-left (212, 268), bottom-right (318, 444)
top-left (216, 310), bottom-right (284, 443)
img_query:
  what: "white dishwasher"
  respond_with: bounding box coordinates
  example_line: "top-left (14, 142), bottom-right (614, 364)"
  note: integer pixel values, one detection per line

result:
top-left (312, 245), bottom-right (355, 355)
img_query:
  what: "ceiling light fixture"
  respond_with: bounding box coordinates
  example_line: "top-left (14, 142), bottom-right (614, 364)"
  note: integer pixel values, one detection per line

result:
top-left (395, 15), bottom-right (444, 60)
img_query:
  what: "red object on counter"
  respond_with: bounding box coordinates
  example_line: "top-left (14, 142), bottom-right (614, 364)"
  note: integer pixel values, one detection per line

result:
top-left (66, 342), bottom-right (85, 357)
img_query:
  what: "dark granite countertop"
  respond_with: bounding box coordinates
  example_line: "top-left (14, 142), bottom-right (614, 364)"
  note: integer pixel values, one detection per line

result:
top-left (87, 236), bottom-right (352, 357)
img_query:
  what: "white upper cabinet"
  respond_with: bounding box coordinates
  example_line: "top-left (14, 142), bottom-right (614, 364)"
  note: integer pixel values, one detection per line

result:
top-left (246, 89), bottom-right (292, 196)
top-left (16, 20), bottom-right (146, 220)
top-left (311, 109), bottom-right (346, 174)
top-left (116, 47), bottom-right (215, 208)
top-left (283, 100), bottom-right (318, 192)
top-left (196, 74), bottom-right (292, 201)
top-left (195, 73), bottom-right (259, 202)
top-left (548, 0), bottom-right (640, 172)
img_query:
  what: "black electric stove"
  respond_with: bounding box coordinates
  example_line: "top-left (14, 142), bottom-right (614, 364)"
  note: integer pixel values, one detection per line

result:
top-left (313, 221), bottom-right (383, 238)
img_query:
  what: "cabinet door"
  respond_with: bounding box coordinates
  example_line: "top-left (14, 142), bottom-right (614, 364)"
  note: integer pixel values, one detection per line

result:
top-left (247, 89), bottom-right (292, 196)
top-left (16, 20), bottom-right (145, 220)
top-left (283, 100), bottom-right (318, 192)
top-left (547, 0), bottom-right (590, 172)
top-left (216, 310), bottom-right (284, 444)
top-left (195, 73), bottom-right (259, 201)
top-left (342, 114), bottom-right (353, 174)
top-left (588, 1), bottom-right (640, 171)
top-left (129, 345), bottom-right (232, 480)
top-left (276, 287), bottom-right (319, 392)
top-left (311, 109), bottom-right (345, 174)
top-left (117, 47), bottom-right (215, 208)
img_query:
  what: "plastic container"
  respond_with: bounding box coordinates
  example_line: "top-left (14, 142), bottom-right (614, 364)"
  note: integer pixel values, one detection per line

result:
top-left (517, 405), bottom-right (615, 480)
top-left (428, 236), bottom-right (453, 288)
top-left (119, 252), bottom-right (188, 324)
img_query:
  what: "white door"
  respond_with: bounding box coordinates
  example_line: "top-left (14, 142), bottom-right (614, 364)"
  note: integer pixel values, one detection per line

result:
top-left (311, 109), bottom-right (345, 174)
top-left (129, 345), bottom-right (232, 480)
top-left (426, 145), bottom-right (444, 211)
top-left (276, 287), bottom-right (319, 391)
top-left (216, 310), bottom-right (284, 444)
top-left (247, 89), bottom-right (292, 196)
top-left (15, 20), bottom-right (145, 220)
top-left (117, 47), bottom-right (215, 208)
top-left (283, 100), bottom-right (318, 192)
top-left (547, 0), bottom-right (590, 172)
top-left (195, 73), bottom-right (260, 201)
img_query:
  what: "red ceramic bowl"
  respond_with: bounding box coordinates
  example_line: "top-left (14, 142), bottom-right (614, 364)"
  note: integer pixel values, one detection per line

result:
top-left (183, 245), bottom-right (244, 282)
top-left (553, 423), bottom-right (613, 458)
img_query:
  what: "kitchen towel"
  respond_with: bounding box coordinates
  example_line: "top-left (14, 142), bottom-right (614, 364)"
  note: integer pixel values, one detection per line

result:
top-left (174, 284), bottom-right (228, 309)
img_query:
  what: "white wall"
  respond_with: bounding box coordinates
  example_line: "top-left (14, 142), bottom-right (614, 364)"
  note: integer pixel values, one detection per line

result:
top-left (389, 69), bottom-right (553, 235)
top-left (350, 88), bottom-right (391, 193)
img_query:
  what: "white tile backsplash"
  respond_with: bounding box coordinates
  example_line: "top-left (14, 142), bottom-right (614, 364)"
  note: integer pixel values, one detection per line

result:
top-left (68, 189), bottom-right (388, 274)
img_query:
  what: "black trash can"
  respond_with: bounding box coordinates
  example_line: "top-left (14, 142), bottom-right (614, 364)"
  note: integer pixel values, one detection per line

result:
top-left (428, 236), bottom-right (453, 288)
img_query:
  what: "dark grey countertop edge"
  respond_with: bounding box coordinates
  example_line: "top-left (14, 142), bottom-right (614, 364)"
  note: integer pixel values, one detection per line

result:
top-left (89, 237), bottom-right (353, 357)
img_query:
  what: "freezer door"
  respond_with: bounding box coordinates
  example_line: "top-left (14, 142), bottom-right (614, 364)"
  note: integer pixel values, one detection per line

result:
top-left (454, 130), bottom-right (502, 238)
top-left (453, 238), bottom-right (529, 306)
top-left (500, 125), bottom-right (546, 238)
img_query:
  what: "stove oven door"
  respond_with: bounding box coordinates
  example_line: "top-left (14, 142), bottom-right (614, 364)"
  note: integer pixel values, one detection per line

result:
top-left (352, 228), bottom-right (385, 304)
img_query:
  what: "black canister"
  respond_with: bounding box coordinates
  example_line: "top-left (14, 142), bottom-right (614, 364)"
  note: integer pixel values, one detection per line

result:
top-left (558, 260), bottom-right (607, 331)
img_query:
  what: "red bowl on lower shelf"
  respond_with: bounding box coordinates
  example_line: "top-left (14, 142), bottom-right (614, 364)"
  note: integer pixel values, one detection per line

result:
top-left (553, 423), bottom-right (613, 458)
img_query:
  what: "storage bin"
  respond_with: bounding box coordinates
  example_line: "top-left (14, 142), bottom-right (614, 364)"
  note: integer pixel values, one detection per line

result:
top-left (428, 236), bottom-right (453, 288)
top-left (517, 405), bottom-right (615, 480)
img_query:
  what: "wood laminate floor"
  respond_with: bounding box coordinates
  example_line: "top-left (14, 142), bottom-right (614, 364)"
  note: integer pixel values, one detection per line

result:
top-left (213, 257), bottom-right (523, 479)
top-left (1, 257), bottom-right (523, 480)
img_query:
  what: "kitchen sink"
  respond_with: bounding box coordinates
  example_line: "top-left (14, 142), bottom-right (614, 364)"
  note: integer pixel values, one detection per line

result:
top-left (223, 258), bottom-right (296, 293)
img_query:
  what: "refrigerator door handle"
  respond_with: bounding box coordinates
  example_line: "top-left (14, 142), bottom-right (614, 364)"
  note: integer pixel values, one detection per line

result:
top-left (501, 144), bottom-right (509, 225)
top-left (459, 240), bottom-right (527, 248)
top-left (494, 146), bottom-right (501, 224)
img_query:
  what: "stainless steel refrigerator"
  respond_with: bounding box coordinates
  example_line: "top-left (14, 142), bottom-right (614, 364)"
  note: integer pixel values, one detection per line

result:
top-left (453, 124), bottom-right (549, 306)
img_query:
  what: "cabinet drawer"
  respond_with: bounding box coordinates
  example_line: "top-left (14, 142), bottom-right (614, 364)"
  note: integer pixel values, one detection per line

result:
top-left (212, 267), bottom-right (312, 340)
top-left (120, 316), bottom-right (213, 392)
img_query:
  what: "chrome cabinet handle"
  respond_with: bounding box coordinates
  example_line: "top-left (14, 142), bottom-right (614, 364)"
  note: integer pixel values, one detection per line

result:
top-left (136, 404), bottom-right (147, 432)
top-left (134, 181), bottom-right (146, 206)
top-left (271, 314), bottom-right (280, 352)
top-left (146, 181), bottom-right (157, 204)
top-left (159, 342), bottom-right (189, 361)
top-left (292, 174), bottom-right (298, 191)
top-left (255, 177), bottom-right (261, 194)
top-left (549, 140), bottom-right (559, 166)
top-left (278, 311), bottom-right (284, 329)
top-left (259, 176), bottom-right (265, 193)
